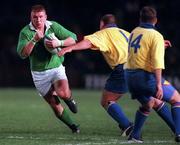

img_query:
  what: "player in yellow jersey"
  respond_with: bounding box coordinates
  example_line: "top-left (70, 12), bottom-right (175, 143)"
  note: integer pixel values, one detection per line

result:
top-left (59, 14), bottom-right (133, 136)
top-left (126, 6), bottom-right (180, 143)
top-left (58, 14), bottom-right (175, 137)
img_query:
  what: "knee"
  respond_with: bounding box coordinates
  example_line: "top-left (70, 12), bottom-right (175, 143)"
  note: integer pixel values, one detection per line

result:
top-left (57, 91), bottom-right (66, 99)
top-left (100, 97), bottom-right (116, 109)
top-left (56, 89), bottom-right (70, 99)
top-left (169, 91), bottom-right (180, 104)
top-left (100, 94), bottom-right (110, 108)
top-left (143, 98), bottom-right (155, 110)
top-left (100, 98), bottom-right (106, 108)
top-left (153, 99), bottom-right (164, 109)
top-left (139, 106), bottom-right (151, 115)
top-left (139, 99), bottom-right (155, 114)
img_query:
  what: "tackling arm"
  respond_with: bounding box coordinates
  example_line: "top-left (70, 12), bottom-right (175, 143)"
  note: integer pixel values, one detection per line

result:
top-left (58, 39), bottom-right (93, 56)
top-left (63, 37), bottom-right (76, 46)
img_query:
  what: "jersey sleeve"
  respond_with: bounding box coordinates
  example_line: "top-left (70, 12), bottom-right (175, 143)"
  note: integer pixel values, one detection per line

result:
top-left (52, 21), bottom-right (77, 41)
top-left (17, 30), bottom-right (30, 59)
top-left (84, 31), bottom-right (109, 52)
top-left (151, 32), bottom-right (165, 69)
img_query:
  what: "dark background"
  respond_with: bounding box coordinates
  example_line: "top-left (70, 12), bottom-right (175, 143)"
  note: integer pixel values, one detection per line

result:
top-left (0, 0), bottom-right (180, 88)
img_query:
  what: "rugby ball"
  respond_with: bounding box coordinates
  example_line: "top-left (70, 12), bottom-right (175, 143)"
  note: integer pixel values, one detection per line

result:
top-left (44, 33), bottom-right (61, 54)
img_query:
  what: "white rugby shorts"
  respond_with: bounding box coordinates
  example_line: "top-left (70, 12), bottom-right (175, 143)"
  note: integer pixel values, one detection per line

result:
top-left (31, 64), bottom-right (67, 97)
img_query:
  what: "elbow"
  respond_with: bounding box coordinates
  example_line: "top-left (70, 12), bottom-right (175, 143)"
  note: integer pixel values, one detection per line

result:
top-left (83, 39), bottom-right (93, 48)
top-left (20, 49), bottom-right (29, 58)
top-left (21, 52), bottom-right (28, 59)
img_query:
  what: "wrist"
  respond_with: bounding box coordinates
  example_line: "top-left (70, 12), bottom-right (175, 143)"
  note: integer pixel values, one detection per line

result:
top-left (57, 40), bottom-right (64, 47)
top-left (157, 83), bottom-right (162, 88)
top-left (31, 38), bottom-right (38, 45)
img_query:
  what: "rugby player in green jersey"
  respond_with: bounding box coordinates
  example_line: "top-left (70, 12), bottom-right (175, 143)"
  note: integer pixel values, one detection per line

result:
top-left (17, 4), bottom-right (79, 133)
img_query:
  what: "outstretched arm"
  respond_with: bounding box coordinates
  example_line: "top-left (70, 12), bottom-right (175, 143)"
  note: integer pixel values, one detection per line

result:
top-left (58, 39), bottom-right (93, 56)
top-left (63, 37), bottom-right (76, 46)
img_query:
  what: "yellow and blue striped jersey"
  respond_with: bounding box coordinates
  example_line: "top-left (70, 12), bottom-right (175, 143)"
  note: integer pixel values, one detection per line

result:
top-left (84, 26), bottom-right (130, 69)
top-left (125, 23), bottom-right (165, 72)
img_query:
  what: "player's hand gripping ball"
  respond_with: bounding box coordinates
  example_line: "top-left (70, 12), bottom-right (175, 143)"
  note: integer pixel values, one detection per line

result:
top-left (44, 33), bottom-right (61, 54)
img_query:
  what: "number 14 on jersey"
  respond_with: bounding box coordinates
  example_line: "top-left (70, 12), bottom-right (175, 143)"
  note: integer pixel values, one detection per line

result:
top-left (128, 33), bottom-right (143, 53)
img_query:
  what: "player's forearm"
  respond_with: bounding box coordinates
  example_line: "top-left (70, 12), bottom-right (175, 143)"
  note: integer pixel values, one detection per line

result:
top-left (70, 39), bottom-right (92, 51)
top-left (63, 37), bottom-right (76, 47)
top-left (21, 40), bottom-right (36, 57)
top-left (154, 69), bottom-right (162, 87)
top-left (58, 39), bottom-right (92, 56)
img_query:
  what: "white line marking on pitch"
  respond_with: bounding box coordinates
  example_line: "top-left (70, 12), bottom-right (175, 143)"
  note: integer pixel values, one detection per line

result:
top-left (6, 136), bottom-right (175, 144)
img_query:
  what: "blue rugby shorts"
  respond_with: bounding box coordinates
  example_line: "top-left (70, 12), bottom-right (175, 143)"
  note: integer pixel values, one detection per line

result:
top-left (125, 69), bottom-right (175, 104)
top-left (104, 64), bottom-right (128, 94)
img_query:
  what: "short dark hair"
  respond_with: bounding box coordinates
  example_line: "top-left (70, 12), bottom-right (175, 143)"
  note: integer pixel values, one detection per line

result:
top-left (140, 6), bottom-right (157, 23)
top-left (101, 14), bottom-right (117, 25)
top-left (31, 4), bottom-right (46, 13)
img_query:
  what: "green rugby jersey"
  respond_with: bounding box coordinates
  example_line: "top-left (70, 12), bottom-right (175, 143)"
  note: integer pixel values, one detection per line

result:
top-left (17, 21), bottom-right (77, 71)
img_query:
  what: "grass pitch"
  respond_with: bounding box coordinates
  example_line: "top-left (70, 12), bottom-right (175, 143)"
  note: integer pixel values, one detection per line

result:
top-left (0, 88), bottom-right (176, 145)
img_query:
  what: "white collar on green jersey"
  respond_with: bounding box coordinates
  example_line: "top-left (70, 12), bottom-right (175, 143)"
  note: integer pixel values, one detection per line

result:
top-left (29, 20), bottom-right (52, 31)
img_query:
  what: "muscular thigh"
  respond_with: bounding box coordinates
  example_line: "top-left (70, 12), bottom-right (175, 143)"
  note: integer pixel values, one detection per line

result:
top-left (54, 79), bottom-right (71, 97)
top-left (162, 80), bottom-right (177, 102)
top-left (31, 64), bottom-right (68, 97)
top-left (52, 65), bottom-right (71, 98)
top-left (163, 82), bottom-right (180, 104)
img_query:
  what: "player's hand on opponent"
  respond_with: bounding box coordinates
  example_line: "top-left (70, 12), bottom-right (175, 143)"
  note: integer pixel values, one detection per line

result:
top-left (164, 40), bottom-right (172, 49)
top-left (58, 47), bottom-right (72, 56)
top-left (156, 84), bottom-right (163, 100)
top-left (33, 30), bottom-right (44, 42)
